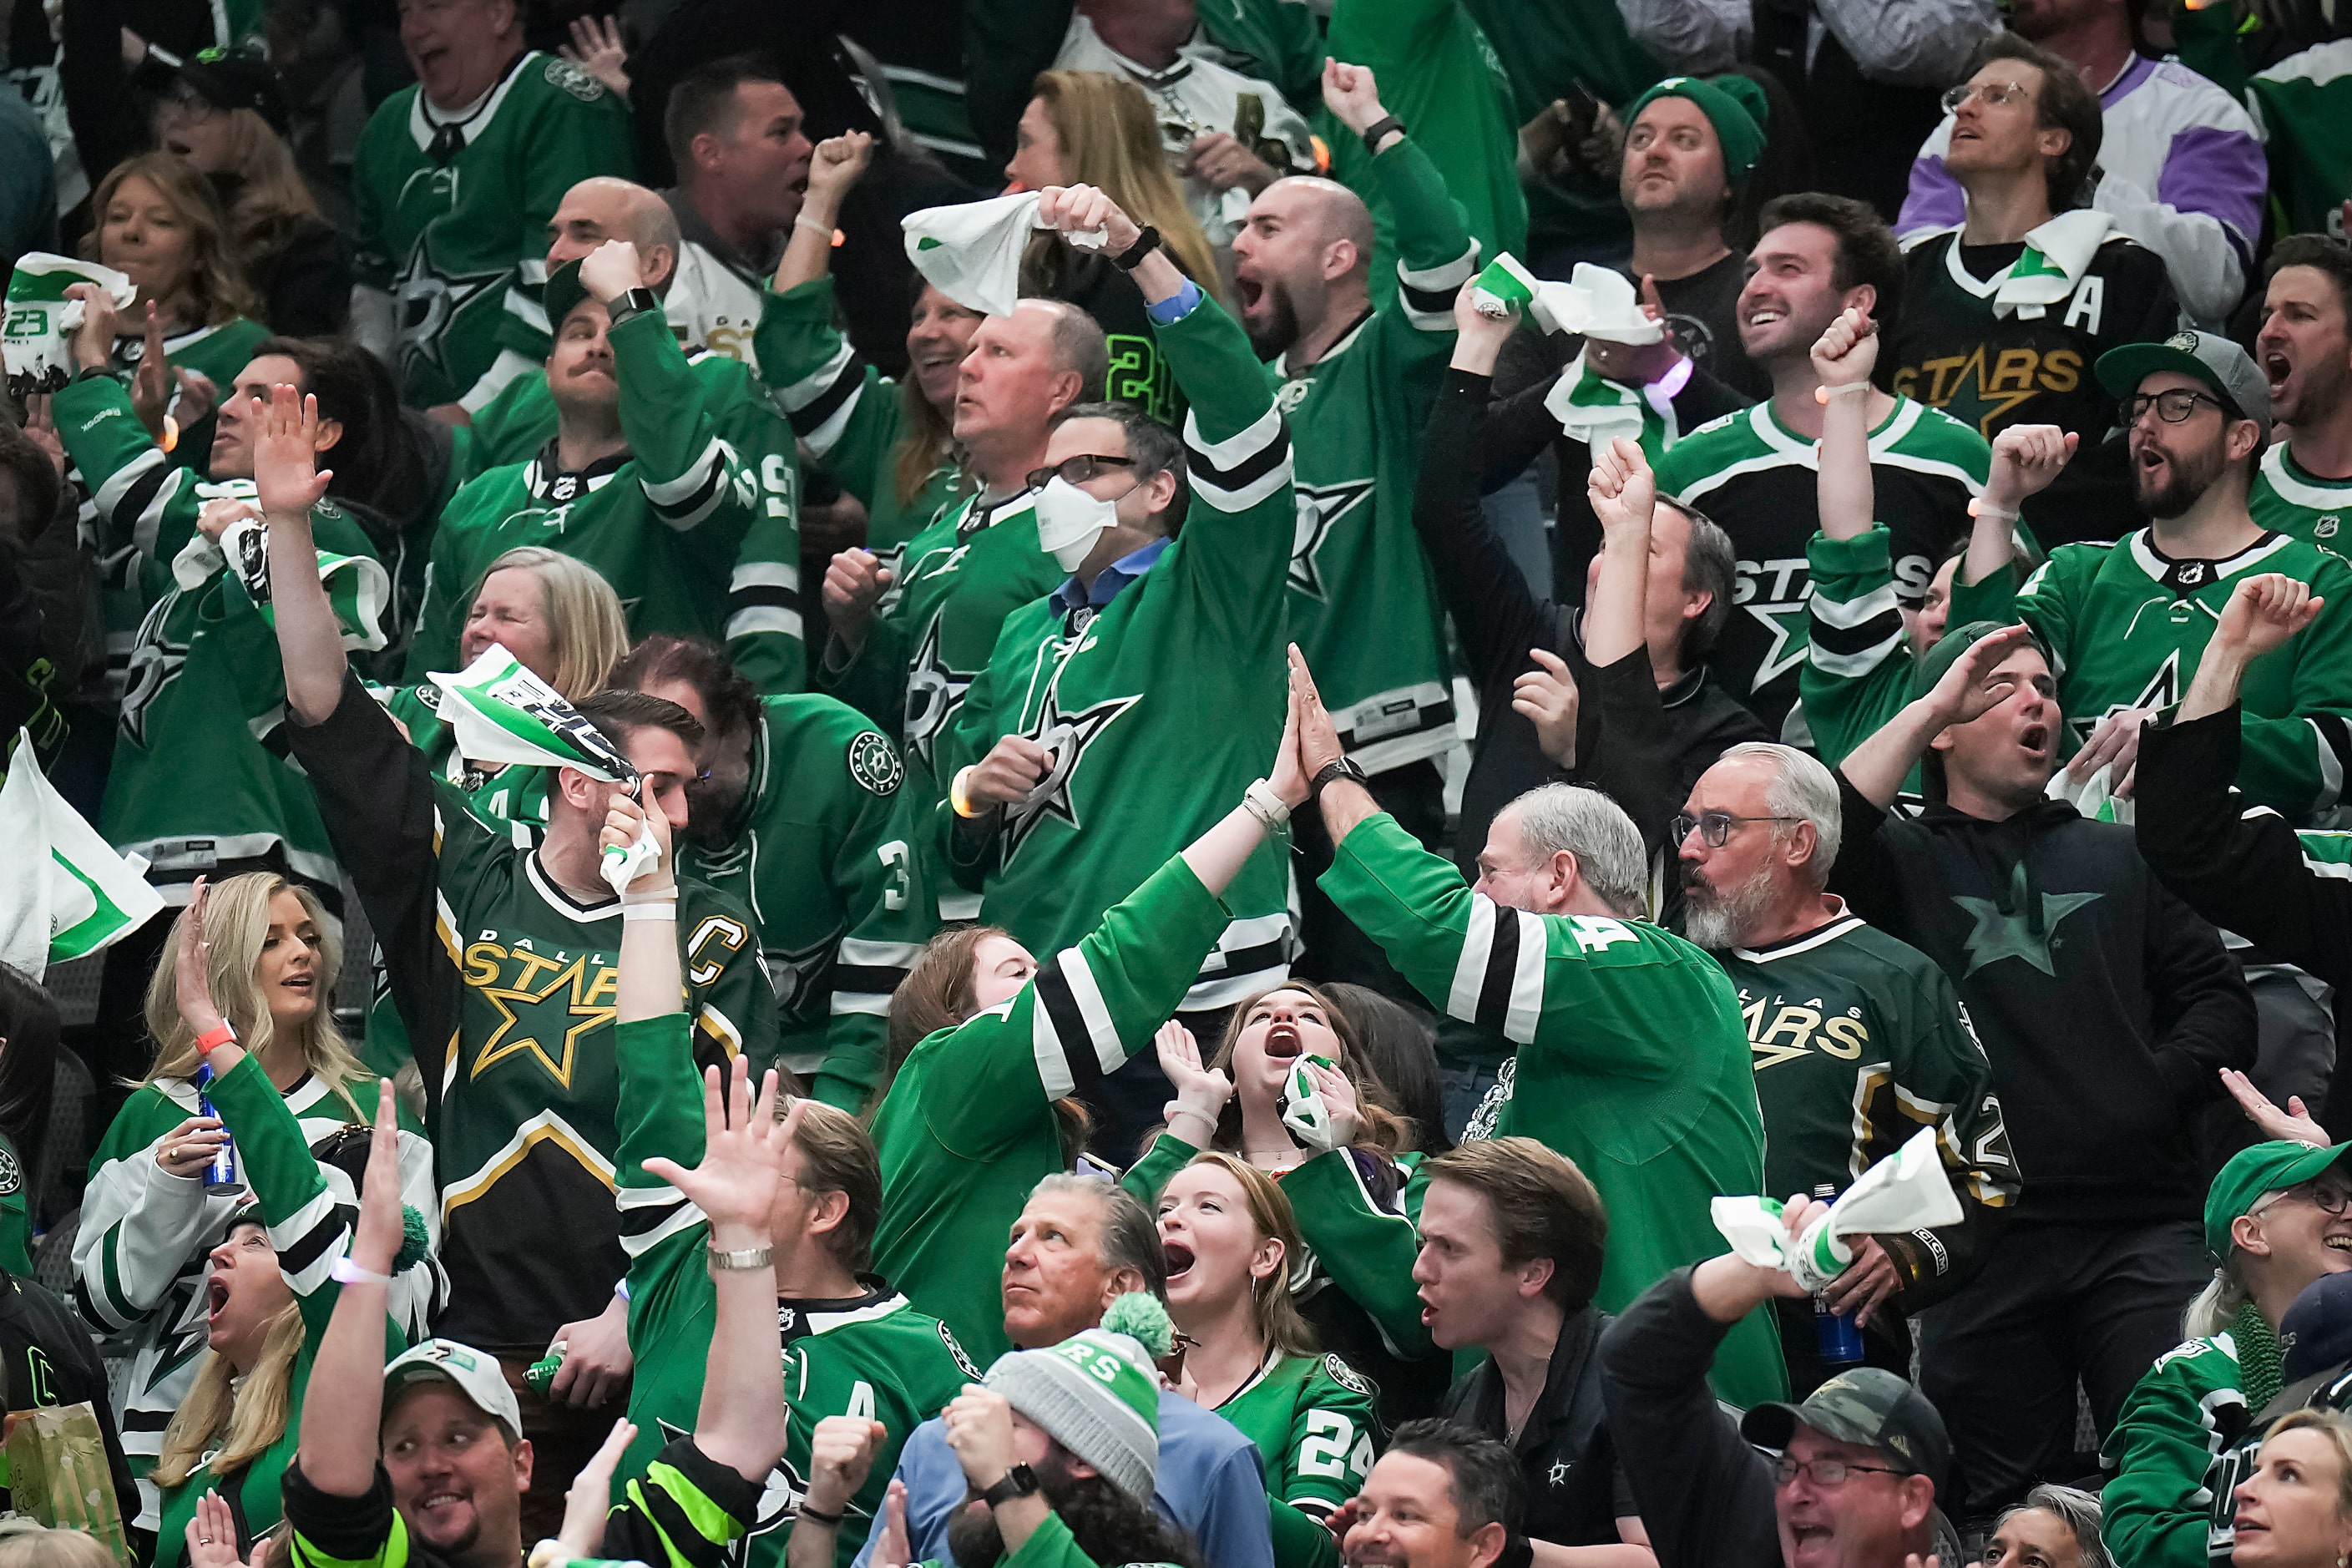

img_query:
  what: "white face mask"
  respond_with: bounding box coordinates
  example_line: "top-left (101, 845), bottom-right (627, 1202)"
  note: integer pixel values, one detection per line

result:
top-left (1033, 476), bottom-right (1122, 573)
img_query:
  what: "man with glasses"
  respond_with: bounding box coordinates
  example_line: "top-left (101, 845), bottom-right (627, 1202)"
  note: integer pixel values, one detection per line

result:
top-left (1889, 36), bottom-right (2179, 549)
top-left (1679, 741), bottom-right (2020, 1395)
top-left (1827, 618), bottom-right (2254, 1529)
top-left (1951, 334), bottom-right (2352, 822)
top-left (1598, 1192), bottom-right (1955, 1568)
top-left (933, 181), bottom-right (1295, 1156)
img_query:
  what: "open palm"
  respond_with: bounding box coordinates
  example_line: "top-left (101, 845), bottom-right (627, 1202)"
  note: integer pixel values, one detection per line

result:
top-left (252, 383), bottom-right (332, 518)
top-left (644, 1056), bottom-right (795, 1235)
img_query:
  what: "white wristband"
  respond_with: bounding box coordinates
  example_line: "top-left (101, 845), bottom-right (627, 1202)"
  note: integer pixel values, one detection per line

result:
top-left (1164, 1096), bottom-right (1225, 1129)
top-left (622, 903), bottom-right (679, 923)
top-left (331, 1256), bottom-right (395, 1287)
top-left (1814, 380), bottom-right (1872, 402)
top-left (1242, 778), bottom-right (1291, 828)
top-left (1969, 498), bottom-right (2020, 522)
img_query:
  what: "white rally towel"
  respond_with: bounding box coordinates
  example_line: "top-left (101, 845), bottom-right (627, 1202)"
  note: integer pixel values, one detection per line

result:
top-left (1995, 209), bottom-right (2114, 319)
top-left (1471, 255), bottom-right (1664, 345)
top-left (169, 505), bottom-right (394, 653)
top-left (3, 253), bottom-right (134, 402)
top-left (903, 192), bottom-right (1108, 317)
top-left (0, 730), bottom-right (164, 981)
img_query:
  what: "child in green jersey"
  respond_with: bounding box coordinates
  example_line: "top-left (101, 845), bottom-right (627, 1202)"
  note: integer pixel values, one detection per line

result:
top-left (146, 877), bottom-right (417, 1567)
top-left (1156, 1152), bottom-right (1379, 1566)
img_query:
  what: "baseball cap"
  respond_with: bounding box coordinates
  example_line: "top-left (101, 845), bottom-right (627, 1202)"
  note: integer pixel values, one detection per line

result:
top-left (2282, 1271), bottom-right (2352, 1383)
top-left (1742, 1367), bottom-right (1951, 1485)
top-left (2204, 1138), bottom-right (2352, 1262)
top-left (2095, 329), bottom-right (2273, 443)
top-left (383, 1338), bottom-right (524, 1438)
top-left (540, 260), bottom-right (597, 340)
top-left (176, 43), bottom-right (291, 137)
top-left (1908, 619), bottom-right (2050, 702)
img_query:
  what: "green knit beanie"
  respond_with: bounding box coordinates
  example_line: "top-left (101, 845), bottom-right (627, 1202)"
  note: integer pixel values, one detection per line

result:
top-left (1623, 74), bottom-right (1769, 180)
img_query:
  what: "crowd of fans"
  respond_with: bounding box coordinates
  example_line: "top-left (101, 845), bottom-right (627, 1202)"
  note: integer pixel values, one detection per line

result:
top-left (2, 0), bottom-right (2352, 1562)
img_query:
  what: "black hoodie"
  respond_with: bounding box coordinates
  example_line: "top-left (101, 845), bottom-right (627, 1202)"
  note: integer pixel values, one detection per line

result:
top-left (1828, 775), bottom-right (2256, 1227)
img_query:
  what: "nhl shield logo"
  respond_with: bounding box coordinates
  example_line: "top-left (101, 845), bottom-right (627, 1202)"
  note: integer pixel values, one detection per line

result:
top-left (2321, 515), bottom-right (2341, 539)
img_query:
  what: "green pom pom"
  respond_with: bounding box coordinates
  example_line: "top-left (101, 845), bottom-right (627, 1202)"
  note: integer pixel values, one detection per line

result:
top-left (393, 1206), bottom-right (431, 1272)
top-left (1100, 1292), bottom-right (1175, 1358)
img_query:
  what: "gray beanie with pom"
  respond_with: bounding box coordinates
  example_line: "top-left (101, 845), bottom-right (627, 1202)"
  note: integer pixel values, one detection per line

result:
top-left (982, 1292), bottom-right (1172, 1504)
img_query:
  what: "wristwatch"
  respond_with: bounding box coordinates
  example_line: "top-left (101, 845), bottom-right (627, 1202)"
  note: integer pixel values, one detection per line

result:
top-left (1308, 756), bottom-right (1369, 801)
top-left (1112, 225), bottom-right (1162, 272)
top-left (608, 286), bottom-right (661, 326)
top-left (982, 1465), bottom-right (1041, 1507)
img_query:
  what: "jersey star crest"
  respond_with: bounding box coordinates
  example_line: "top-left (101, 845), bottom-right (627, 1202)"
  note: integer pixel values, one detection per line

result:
top-left (392, 234), bottom-right (510, 388)
top-left (1924, 343), bottom-right (2046, 438)
top-left (1002, 685), bottom-right (1142, 862)
top-left (765, 930), bottom-right (842, 1016)
top-left (1951, 863), bottom-right (2102, 977)
top-left (900, 616), bottom-right (971, 773)
top-left (1743, 599), bottom-right (1813, 693)
top-left (1289, 478), bottom-right (1375, 599)
top-left (2068, 648), bottom-right (2180, 749)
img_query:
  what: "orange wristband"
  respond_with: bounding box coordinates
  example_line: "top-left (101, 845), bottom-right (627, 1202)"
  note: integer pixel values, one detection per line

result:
top-left (195, 1021), bottom-right (236, 1054)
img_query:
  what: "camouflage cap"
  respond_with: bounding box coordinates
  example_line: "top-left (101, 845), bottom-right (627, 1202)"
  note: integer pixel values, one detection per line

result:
top-left (1740, 1367), bottom-right (1950, 1484)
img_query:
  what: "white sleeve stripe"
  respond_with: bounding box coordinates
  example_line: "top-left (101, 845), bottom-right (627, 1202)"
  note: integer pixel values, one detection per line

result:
top-left (1448, 895), bottom-right (1497, 1024)
top-left (1032, 997), bottom-right (1078, 1100)
top-left (1808, 631), bottom-right (1907, 678)
top-left (1810, 581), bottom-right (1901, 630)
top-left (1183, 401), bottom-right (1286, 469)
top-left (803, 388), bottom-right (862, 458)
top-left (726, 606), bottom-right (804, 640)
top-left (641, 436), bottom-right (731, 507)
top-left (1189, 456), bottom-right (1293, 513)
top-left (731, 561), bottom-right (801, 590)
top-left (1059, 947), bottom-right (1126, 1075)
top-left (620, 1201), bottom-right (706, 1258)
top-left (1505, 911), bottom-right (1545, 1047)
top-left (94, 447), bottom-right (169, 516)
top-left (774, 338), bottom-right (858, 413)
top-left (1397, 244), bottom-right (1480, 292)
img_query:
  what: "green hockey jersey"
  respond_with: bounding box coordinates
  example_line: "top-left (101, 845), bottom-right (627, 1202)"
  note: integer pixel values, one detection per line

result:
top-left (285, 672), bottom-right (780, 1356)
top-left (610, 1014), bottom-right (978, 1568)
top-left (1800, 525), bottom-right (1920, 773)
top-left (2253, 442), bottom-right (2352, 554)
top-left (1654, 398), bottom-right (1990, 741)
top-left (436, 340), bottom-right (807, 693)
top-left (2247, 41), bottom-right (2352, 240)
top-left (2102, 1306), bottom-right (2284, 1568)
top-left (1208, 1350), bottom-right (1378, 1525)
top-left (1322, 812), bottom-right (1785, 1407)
top-left (675, 694), bottom-right (909, 1076)
top-left (938, 289), bottom-right (1293, 1014)
top-left (1951, 527), bottom-right (2352, 820)
top-left (1711, 908), bottom-right (2021, 1308)
top-left (147, 1053), bottom-right (413, 1567)
top-left (407, 309), bottom-right (781, 682)
top-left (352, 50), bottom-right (636, 407)
top-left (870, 852), bottom-right (1234, 1364)
top-left (75, 1062), bottom-right (434, 1532)
top-left (1275, 135), bottom-right (1479, 776)
top-left (757, 273), bottom-right (964, 556)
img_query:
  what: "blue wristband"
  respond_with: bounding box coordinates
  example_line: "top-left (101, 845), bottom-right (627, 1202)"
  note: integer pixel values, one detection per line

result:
top-left (1146, 277), bottom-right (1204, 326)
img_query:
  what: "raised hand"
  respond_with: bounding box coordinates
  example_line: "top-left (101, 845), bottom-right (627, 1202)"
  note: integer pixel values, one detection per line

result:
top-left (2222, 1066), bottom-right (2329, 1146)
top-left (64, 281), bottom-right (121, 375)
top-left (1926, 624), bottom-right (2035, 727)
top-left (1035, 184), bottom-right (1141, 254)
top-left (1268, 665), bottom-right (1311, 807)
top-left (963, 735), bottom-right (1053, 810)
top-left (20, 395), bottom-right (66, 478)
top-left (554, 1418), bottom-right (639, 1556)
top-left (1450, 279), bottom-right (1517, 373)
top-left (600, 787), bottom-right (676, 894)
top-left (1302, 1058), bottom-right (1362, 1147)
top-left (942, 1386), bottom-right (1020, 1490)
top-left (869, 1479), bottom-right (913, 1568)
top-left (1511, 648), bottom-right (1581, 769)
top-left (2213, 573), bottom-right (2324, 664)
top-left (175, 369), bottom-right (218, 436)
top-left (1183, 132), bottom-right (1277, 196)
top-left (1588, 435), bottom-right (1657, 539)
top-left (641, 1055), bottom-right (796, 1242)
top-left (1320, 59), bottom-right (1387, 136)
top-left (1155, 1019), bottom-right (1231, 1135)
top-left (351, 1078), bottom-right (406, 1275)
top-left (1810, 304), bottom-right (1877, 392)
top-left (1983, 423), bottom-right (2077, 513)
top-left (174, 878), bottom-right (229, 1039)
top-left (129, 302), bottom-right (173, 440)
top-left (560, 14), bottom-right (630, 96)
top-left (252, 383), bottom-right (334, 520)
top-left (580, 239), bottom-right (646, 305)
top-left (805, 132), bottom-right (874, 209)
top-left (1286, 645), bottom-right (1348, 785)
top-left (185, 1491), bottom-right (265, 1568)
top-left (804, 1414), bottom-right (888, 1518)
top-left (822, 549), bottom-right (893, 645)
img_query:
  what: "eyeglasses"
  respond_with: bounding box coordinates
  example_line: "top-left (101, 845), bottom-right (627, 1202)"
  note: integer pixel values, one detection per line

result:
top-left (2254, 1182), bottom-right (2352, 1220)
top-left (1773, 1455), bottom-right (1910, 1489)
top-left (1941, 80), bottom-right (2035, 114)
top-left (2126, 389), bottom-right (2226, 425)
top-left (1025, 454), bottom-right (1135, 491)
top-left (1672, 811), bottom-right (1802, 848)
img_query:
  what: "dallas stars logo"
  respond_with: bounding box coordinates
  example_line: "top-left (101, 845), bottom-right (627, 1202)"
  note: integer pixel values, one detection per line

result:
top-left (765, 931), bottom-right (842, 1016)
top-left (1951, 863), bottom-right (2102, 977)
top-left (2069, 649), bottom-right (2179, 749)
top-left (1001, 685), bottom-right (1141, 862)
top-left (119, 589), bottom-right (191, 749)
top-left (1743, 599), bottom-right (1813, 694)
top-left (901, 618), bottom-right (969, 773)
top-left (1290, 478), bottom-right (1375, 599)
top-left (392, 230), bottom-right (510, 390)
top-left (1916, 343), bottom-right (2044, 438)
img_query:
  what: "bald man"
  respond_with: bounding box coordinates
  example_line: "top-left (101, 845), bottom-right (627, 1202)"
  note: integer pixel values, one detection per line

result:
top-left (1237, 63), bottom-right (1479, 1002)
top-left (406, 175), bottom-right (810, 692)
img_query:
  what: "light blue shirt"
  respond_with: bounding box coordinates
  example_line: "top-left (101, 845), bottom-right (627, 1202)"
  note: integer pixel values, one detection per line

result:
top-left (851, 1386), bottom-right (1276, 1568)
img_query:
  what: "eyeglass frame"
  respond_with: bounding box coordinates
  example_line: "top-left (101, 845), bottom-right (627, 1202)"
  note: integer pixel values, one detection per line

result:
top-left (1024, 454), bottom-right (1136, 492)
top-left (1772, 1454), bottom-right (1913, 1489)
top-left (2251, 1179), bottom-right (2352, 1222)
top-left (1672, 811), bottom-right (1804, 849)
top-left (2124, 389), bottom-right (2229, 426)
top-left (1940, 79), bottom-right (2036, 114)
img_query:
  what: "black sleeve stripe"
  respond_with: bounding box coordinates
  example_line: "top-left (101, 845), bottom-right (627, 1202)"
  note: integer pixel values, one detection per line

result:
top-left (1399, 279), bottom-right (1459, 319)
top-left (274, 1208), bottom-right (350, 1278)
top-left (784, 361), bottom-right (863, 440)
top-left (1471, 900), bottom-right (1523, 1039)
top-left (1808, 612), bottom-right (1902, 660)
top-left (1186, 423), bottom-right (1290, 494)
top-left (1032, 963), bottom-right (1108, 1097)
top-left (726, 582), bottom-right (802, 615)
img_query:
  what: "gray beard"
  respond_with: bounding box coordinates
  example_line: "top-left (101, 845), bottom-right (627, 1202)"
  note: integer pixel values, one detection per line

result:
top-left (1682, 865), bottom-right (1780, 950)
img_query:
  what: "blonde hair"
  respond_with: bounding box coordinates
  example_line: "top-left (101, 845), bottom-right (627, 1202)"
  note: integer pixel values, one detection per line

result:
top-left (2262, 1409), bottom-right (2352, 1520)
top-left (1179, 1151), bottom-right (1318, 1358)
top-left (83, 152), bottom-right (260, 325)
top-left (152, 1290), bottom-right (305, 1487)
top-left (1026, 72), bottom-right (1224, 301)
top-left (2184, 1259), bottom-right (2252, 1340)
top-left (140, 872), bottom-right (368, 1097)
top-left (0, 1522), bottom-right (123, 1567)
top-left (471, 546), bottom-right (631, 701)
top-left (210, 109), bottom-right (325, 255)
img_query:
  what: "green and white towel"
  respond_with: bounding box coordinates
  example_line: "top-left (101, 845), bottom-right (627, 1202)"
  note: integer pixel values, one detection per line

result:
top-left (3, 253), bottom-right (134, 401)
top-left (1545, 349), bottom-right (1680, 465)
top-left (0, 729), bottom-right (165, 979)
top-left (1995, 210), bottom-right (2114, 320)
top-left (903, 192), bottom-right (1107, 317)
top-left (169, 494), bottom-right (392, 653)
